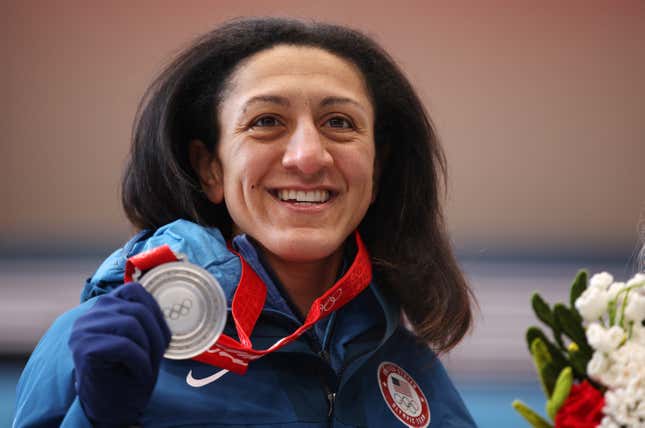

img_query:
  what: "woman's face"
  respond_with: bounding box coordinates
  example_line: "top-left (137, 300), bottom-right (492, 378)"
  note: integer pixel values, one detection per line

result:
top-left (207, 45), bottom-right (375, 263)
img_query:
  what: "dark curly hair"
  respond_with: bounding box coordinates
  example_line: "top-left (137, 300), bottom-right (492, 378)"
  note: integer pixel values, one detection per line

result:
top-left (122, 17), bottom-right (474, 354)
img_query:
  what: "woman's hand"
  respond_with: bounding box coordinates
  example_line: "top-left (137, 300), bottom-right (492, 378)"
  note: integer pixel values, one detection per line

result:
top-left (68, 282), bottom-right (171, 427)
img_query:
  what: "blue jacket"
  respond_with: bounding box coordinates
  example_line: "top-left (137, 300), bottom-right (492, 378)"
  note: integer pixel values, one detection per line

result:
top-left (14, 220), bottom-right (477, 427)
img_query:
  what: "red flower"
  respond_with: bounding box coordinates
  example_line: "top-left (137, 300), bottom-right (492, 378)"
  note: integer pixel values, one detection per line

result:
top-left (555, 381), bottom-right (604, 428)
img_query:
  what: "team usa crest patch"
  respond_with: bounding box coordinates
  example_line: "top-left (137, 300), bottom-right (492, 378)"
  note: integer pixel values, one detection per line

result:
top-left (377, 362), bottom-right (430, 427)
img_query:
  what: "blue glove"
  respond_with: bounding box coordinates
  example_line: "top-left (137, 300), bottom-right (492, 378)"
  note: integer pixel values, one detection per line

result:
top-left (68, 282), bottom-right (171, 427)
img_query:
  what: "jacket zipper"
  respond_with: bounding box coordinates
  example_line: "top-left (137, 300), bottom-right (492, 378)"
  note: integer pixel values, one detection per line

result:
top-left (301, 326), bottom-right (337, 424)
top-left (326, 389), bottom-right (336, 418)
top-left (260, 310), bottom-right (339, 421)
top-left (317, 348), bottom-right (336, 419)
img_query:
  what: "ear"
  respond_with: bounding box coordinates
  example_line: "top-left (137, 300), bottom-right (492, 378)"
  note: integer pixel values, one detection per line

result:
top-left (189, 139), bottom-right (224, 204)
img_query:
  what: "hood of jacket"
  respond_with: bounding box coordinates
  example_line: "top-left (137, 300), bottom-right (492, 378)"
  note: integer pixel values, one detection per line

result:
top-left (81, 219), bottom-right (242, 303)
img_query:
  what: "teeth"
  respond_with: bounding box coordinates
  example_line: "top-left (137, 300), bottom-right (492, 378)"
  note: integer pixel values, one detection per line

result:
top-left (277, 189), bottom-right (330, 203)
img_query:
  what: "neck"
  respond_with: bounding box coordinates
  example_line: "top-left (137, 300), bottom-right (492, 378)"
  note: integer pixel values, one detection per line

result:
top-left (261, 248), bottom-right (344, 318)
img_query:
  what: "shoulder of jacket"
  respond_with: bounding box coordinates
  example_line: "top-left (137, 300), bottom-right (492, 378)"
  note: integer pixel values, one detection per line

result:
top-left (374, 330), bottom-right (478, 426)
top-left (388, 326), bottom-right (436, 353)
top-left (30, 298), bottom-right (98, 361)
top-left (81, 220), bottom-right (241, 302)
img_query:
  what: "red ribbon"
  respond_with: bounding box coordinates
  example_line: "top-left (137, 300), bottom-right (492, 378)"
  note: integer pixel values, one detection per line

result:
top-left (124, 231), bottom-right (372, 374)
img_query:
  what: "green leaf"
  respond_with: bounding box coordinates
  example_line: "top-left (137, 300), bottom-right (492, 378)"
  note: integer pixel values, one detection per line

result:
top-left (530, 293), bottom-right (566, 351)
top-left (551, 316), bottom-right (565, 350)
top-left (526, 327), bottom-right (568, 372)
top-left (546, 367), bottom-right (573, 420)
top-left (531, 338), bottom-right (558, 397)
top-left (526, 326), bottom-right (546, 353)
top-left (531, 337), bottom-right (552, 366)
top-left (568, 346), bottom-right (591, 380)
top-left (512, 400), bottom-right (554, 428)
top-left (569, 270), bottom-right (588, 309)
top-left (532, 293), bottom-right (555, 327)
top-left (553, 304), bottom-right (592, 354)
top-left (540, 363), bottom-right (559, 398)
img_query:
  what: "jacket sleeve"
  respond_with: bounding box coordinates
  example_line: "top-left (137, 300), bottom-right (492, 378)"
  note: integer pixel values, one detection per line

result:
top-left (14, 301), bottom-right (96, 428)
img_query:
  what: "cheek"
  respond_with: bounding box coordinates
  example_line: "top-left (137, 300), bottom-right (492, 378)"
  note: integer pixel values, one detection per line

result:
top-left (335, 151), bottom-right (375, 219)
top-left (338, 147), bottom-right (376, 189)
top-left (220, 147), bottom-right (272, 203)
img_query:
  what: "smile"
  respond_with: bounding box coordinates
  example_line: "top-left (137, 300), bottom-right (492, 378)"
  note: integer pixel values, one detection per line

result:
top-left (269, 189), bottom-right (334, 204)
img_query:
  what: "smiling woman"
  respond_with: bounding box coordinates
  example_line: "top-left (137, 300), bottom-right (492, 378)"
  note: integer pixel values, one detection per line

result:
top-left (14, 17), bottom-right (476, 428)
top-left (197, 46), bottom-right (377, 312)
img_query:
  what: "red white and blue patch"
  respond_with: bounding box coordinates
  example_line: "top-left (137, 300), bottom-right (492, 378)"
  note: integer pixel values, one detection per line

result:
top-left (377, 362), bottom-right (430, 427)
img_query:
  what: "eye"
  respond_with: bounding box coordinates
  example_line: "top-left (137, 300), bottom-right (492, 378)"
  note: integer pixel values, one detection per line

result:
top-left (324, 116), bottom-right (354, 129)
top-left (251, 115), bottom-right (282, 128)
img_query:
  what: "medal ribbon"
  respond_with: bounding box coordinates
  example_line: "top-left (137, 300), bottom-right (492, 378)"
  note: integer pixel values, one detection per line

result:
top-left (124, 231), bottom-right (372, 374)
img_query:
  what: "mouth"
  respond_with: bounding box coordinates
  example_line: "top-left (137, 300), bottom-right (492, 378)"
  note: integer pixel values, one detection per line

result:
top-left (268, 188), bottom-right (336, 205)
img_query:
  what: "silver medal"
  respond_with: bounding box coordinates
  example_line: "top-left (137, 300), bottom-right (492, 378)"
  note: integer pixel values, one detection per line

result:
top-left (138, 261), bottom-right (227, 360)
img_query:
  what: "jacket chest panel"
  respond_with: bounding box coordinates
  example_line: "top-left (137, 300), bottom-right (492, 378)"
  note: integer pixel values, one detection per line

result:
top-left (143, 355), bottom-right (334, 426)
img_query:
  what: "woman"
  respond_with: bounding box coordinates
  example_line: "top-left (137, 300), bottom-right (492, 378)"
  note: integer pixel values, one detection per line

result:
top-left (15, 18), bottom-right (476, 427)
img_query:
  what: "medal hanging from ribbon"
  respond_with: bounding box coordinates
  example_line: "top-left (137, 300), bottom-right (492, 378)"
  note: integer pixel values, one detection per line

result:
top-left (124, 231), bottom-right (372, 374)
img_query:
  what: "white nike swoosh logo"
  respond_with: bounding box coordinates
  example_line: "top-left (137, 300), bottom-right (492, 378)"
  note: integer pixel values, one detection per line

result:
top-left (186, 368), bottom-right (230, 388)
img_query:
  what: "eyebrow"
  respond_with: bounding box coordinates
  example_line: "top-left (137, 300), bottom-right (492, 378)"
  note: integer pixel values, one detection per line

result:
top-left (241, 95), bottom-right (290, 113)
top-left (240, 95), bottom-right (367, 114)
top-left (318, 96), bottom-right (364, 111)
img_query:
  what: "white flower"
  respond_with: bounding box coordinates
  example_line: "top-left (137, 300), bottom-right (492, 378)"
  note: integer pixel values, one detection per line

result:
top-left (602, 388), bottom-right (630, 427)
top-left (590, 272), bottom-right (614, 289)
top-left (576, 286), bottom-right (610, 322)
top-left (600, 342), bottom-right (645, 389)
top-left (598, 418), bottom-right (619, 428)
top-left (624, 292), bottom-right (645, 323)
top-left (611, 341), bottom-right (645, 365)
top-left (631, 321), bottom-right (645, 346)
top-left (598, 362), bottom-right (620, 388)
top-left (613, 360), bottom-right (643, 389)
top-left (586, 324), bottom-right (625, 353)
top-left (606, 325), bottom-right (626, 349)
top-left (607, 281), bottom-right (627, 300)
top-left (602, 373), bottom-right (645, 427)
top-left (587, 351), bottom-right (609, 380)
top-left (627, 272), bottom-right (645, 288)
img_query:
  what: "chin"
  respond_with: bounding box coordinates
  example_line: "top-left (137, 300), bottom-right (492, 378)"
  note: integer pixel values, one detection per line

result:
top-left (265, 231), bottom-right (345, 263)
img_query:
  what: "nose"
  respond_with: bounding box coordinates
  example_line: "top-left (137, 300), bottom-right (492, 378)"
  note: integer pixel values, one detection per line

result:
top-left (282, 119), bottom-right (333, 175)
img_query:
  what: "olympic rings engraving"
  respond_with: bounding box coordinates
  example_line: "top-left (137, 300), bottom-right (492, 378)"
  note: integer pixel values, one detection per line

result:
top-left (163, 298), bottom-right (193, 320)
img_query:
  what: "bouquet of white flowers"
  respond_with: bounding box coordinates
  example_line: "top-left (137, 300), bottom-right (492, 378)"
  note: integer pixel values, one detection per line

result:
top-left (513, 271), bottom-right (645, 428)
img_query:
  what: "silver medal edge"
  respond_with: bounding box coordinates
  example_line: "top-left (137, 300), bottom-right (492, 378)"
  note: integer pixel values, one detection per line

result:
top-left (139, 261), bottom-right (228, 360)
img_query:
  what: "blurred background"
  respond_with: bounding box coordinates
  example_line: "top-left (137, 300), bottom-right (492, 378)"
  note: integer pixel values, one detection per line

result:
top-left (2, 1), bottom-right (644, 426)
